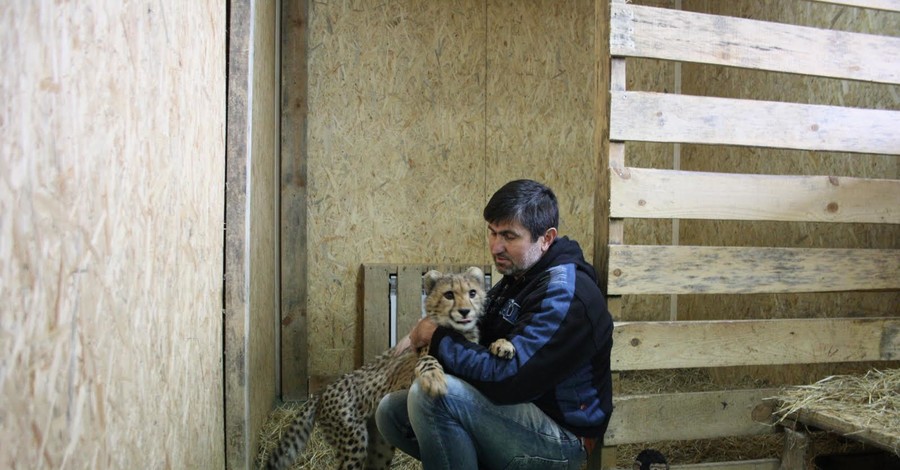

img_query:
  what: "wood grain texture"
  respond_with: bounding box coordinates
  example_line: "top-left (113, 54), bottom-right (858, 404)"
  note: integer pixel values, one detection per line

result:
top-left (810, 0), bottom-right (900, 12)
top-left (280, 0), bottom-right (310, 401)
top-left (225, 0), bottom-right (279, 466)
top-left (612, 318), bottom-right (900, 371)
top-left (776, 406), bottom-right (900, 454)
top-left (1, 2), bottom-right (226, 468)
top-left (611, 3), bottom-right (900, 84)
top-left (610, 167), bottom-right (900, 223)
top-left (608, 245), bottom-right (900, 294)
top-left (610, 91), bottom-right (900, 155)
top-left (604, 389), bottom-right (779, 445)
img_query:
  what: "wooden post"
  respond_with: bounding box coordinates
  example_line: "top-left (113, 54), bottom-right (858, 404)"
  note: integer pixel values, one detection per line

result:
top-left (780, 423), bottom-right (810, 470)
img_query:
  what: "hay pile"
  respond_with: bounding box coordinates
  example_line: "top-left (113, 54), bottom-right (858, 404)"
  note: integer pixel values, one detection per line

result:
top-left (770, 368), bottom-right (900, 455)
top-left (255, 402), bottom-right (422, 470)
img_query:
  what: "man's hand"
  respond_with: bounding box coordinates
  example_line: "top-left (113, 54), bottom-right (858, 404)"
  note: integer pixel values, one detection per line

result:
top-left (410, 317), bottom-right (437, 350)
top-left (392, 334), bottom-right (413, 356)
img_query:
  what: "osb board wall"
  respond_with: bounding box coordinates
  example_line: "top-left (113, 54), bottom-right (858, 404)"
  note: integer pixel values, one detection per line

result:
top-left (1, 2), bottom-right (225, 469)
top-left (301, 0), bottom-right (602, 382)
top-left (225, 0), bottom-right (279, 467)
top-left (676, 0), bottom-right (899, 383)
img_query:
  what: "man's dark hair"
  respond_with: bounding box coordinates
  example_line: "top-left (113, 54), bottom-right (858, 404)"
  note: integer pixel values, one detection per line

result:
top-left (483, 179), bottom-right (559, 242)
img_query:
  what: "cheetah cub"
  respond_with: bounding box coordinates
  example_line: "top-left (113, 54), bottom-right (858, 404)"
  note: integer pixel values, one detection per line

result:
top-left (264, 267), bottom-right (515, 470)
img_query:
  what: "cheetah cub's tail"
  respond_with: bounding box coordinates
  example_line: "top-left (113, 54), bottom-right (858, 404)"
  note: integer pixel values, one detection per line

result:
top-left (265, 396), bottom-right (319, 470)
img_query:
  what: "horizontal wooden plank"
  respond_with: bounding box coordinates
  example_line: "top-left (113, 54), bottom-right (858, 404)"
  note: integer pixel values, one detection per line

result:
top-left (811, 0), bottom-right (900, 12)
top-left (610, 4), bottom-right (900, 84)
top-left (671, 461), bottom-right (780, 470)
top-left (611, 318), bottom-right (900, 371)
top-left (607, 245), bottom-right (900, 294)
top-left (604, 389), bottom-right (779, 445)
top-left (776, 406), bottom-right (900, 454)
top-left (609, 167), bottom-right (900, 224)
top-left (609, 91), bottom-right (900, 155)
top-left (611, 460), bottom-right (782, 470)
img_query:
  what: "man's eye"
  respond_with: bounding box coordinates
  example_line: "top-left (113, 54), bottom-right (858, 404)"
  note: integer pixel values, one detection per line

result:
top-left (468, 289), bottom-right (477, 298)
top-left (443, 291), bottom-right (454, 300)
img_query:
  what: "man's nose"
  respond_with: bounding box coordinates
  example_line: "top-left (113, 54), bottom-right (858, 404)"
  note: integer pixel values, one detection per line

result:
top-left (489, 237), bottom-right (504, 254)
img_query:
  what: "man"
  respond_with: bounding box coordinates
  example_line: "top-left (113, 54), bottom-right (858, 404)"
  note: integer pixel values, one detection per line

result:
top-left (376, 179), bottom-right (613, 470)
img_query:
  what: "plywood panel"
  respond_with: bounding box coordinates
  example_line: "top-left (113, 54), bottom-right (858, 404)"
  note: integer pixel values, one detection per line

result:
top-left (486, 0), bottom-right (598, 249)
top-left (305, 1), bottom-right (488, 379)
top-left (0, 2), bottom-right (226, 468)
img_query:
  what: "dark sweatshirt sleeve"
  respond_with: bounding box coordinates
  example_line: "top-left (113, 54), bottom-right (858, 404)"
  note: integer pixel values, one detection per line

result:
top-left (429, 264), bottom-right (606, 404)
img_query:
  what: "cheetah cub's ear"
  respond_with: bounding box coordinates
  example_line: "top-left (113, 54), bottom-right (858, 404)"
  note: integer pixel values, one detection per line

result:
top-left (423, 270), bottom-right (444, 295)
top-left (463, 266), bottom-right (485, 286)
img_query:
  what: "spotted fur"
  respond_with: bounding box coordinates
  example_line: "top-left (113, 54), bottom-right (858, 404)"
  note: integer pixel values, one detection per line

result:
top-left (265, 267), bottom-right (514, 470)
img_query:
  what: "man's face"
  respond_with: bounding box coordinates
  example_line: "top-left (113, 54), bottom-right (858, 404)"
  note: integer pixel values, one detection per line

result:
top-left (487, 219), bottom-right (553, 277)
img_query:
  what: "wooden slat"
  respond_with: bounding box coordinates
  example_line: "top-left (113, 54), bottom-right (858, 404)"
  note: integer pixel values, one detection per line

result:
top-left (670, 461), bottom-right (780, 470)
top-left (609, 91), bottom-right (900, 155)
top-left (604, 389), bottom-right (779, 445)
top-left (776, 406), bottom-right (900, 454)
top-left (397, 265), bottom-right (424, 344)
top-left (610, 4), bottom-right (900, 84)
top-left (611, 318), bottom-right (900, 371)
top-left (811, 0), bottom-right (900, 12)
top-left (607, 245), bottom-right (900, 294)
top-left (362, 264), bottom-right (394, 363)
top-left (609, 167), bottom-right (900, 224)
top-left (610, 460), bottom-right (782, 470)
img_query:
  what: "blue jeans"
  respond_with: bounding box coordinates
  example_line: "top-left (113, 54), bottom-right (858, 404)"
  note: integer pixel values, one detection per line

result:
top-left (375, 375), bottom-right (586, 470)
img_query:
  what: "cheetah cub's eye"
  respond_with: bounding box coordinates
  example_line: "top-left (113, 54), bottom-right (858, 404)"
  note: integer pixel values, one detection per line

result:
top-left (443, 291), bottom-right (454, 300)
top-left (468, 289), bottom-right (477, 298)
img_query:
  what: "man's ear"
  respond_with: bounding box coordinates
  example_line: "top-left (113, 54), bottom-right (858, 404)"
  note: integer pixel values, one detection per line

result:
top-left (541, 227), bottom-right (557, 252)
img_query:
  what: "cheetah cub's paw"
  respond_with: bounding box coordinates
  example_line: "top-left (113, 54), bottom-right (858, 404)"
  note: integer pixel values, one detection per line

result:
top-left (489, 339), bottom-right (515, 360)
top-left (415, 356), bottom-right (447, 397)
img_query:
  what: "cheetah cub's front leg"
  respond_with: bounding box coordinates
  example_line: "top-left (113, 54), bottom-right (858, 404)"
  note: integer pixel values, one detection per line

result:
top-left (489, 339), bottom-right (515, 359)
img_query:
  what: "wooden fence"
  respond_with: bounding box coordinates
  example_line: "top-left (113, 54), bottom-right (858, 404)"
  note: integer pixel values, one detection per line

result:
top-left (594, 0), bottom-right (899, 468)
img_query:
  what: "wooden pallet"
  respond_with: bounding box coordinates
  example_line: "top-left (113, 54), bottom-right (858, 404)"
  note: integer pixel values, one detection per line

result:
top-left (592, 0), bottom-right (899, 468)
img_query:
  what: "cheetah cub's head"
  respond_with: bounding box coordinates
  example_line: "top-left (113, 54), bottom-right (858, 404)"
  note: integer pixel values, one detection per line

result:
top-left (423, 267), bottom-right (486, 338)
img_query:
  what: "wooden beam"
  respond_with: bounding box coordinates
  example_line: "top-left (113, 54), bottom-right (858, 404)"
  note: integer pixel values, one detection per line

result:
top-left (610, 3), bottom-right (900, 84)
top-left (809, 0), bottom-right (900, 12)
top-left (280, 0), bottom-right (310, 401)
top-left (604, 389), bottom-right (779, 445)
top-left (610, 91), bottom-right (900, 155)
top-left (612, 318), bottom-right (900, 371)
top-left (670, 460), bottom-right (780, 470)
top-left (777, 407), bottom-right (900, 454)
top-left (610, 168), bottom-right (900, 224)
top-left (607, 245), bottom-right (900, 294)
top-left (779, 426), bottom-right (809, 470)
